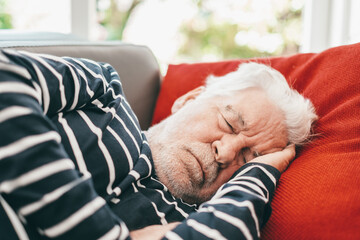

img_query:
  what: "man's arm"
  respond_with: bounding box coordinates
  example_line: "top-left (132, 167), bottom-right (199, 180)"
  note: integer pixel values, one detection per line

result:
top-left (130, 145), bottom-right (295, 240)
top-left (0, 50), bottom-right (130, 239)
top-left (165, 145), bottom-right (295, 240)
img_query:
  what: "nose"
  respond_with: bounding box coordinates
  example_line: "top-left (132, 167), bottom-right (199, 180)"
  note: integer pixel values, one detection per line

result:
top-left (212, 135), bottom-right (245, 167)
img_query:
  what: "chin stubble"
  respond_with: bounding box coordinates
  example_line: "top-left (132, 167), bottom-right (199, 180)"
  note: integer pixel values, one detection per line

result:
top-left (154, 144), bottom-right (220, 203)
top-left (146, 126), bottom-right (220, 203)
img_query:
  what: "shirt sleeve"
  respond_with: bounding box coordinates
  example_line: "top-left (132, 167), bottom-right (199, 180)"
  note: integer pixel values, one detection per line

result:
top-left (163, 163), bottom-right (281, 240)
top-left (0, 49), bottom-right (130, 240)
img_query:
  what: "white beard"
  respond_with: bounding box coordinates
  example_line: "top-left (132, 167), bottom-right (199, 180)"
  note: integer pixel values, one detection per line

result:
top-left (145, 122), bottom-right (219, 204)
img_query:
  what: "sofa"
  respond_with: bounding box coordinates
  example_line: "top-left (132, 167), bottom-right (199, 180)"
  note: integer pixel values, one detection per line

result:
top-left (1, 35), bottom-right (359, 239)
top-left (0, 32), bottom-right (161, 130)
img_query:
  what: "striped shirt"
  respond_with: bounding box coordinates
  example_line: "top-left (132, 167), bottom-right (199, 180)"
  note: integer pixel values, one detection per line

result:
top-left (0, 49), bottom-right (280, 240)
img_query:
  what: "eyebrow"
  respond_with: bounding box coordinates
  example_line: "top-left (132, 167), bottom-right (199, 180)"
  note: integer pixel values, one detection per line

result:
top-left (225, 104), bottom-right (246, 127)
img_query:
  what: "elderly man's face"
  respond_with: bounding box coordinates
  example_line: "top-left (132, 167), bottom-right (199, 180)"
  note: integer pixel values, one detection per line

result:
top-left (146, 87), bottom-right (288, 204)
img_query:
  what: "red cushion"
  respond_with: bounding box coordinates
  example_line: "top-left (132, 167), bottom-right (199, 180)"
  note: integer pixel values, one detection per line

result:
top-left (152, 43), bottom-right (360, 239)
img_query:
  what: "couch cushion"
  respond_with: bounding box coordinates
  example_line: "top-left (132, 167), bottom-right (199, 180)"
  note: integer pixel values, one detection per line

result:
top-left (152, 43), bottom-right (360, 239)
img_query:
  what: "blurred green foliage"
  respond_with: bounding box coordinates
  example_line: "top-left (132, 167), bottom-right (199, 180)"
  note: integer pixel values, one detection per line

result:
top-left (178, 20), bottom-right (272, 60)
top-left (98, 0), bottom-right (143, 40)
top-left (0, 0), bottom-right (12, 29)
top-left (98, 0), bottom-right (303, 60)
top-left (178, 0), bottom-right (303, 60)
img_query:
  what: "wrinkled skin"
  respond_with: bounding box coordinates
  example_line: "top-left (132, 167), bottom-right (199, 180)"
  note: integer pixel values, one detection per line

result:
top-left (145, 87), bottom-right (289, 204)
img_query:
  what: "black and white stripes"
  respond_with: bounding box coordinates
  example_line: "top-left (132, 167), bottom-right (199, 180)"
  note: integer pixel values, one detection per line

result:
top-left (0, 49), bottom-right (280, 240)
top-left (164, 163), bottom-right (280, 240)
top-left (0, 49), bottom-right (195, 239)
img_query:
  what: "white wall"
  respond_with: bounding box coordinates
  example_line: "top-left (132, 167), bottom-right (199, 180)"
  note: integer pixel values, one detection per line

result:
top-left (348, 0), bottom-right (360, 44)
top-left (70, 0), bottom-right (96, 40)
top-left (301, 0), bottom-right (359, 53)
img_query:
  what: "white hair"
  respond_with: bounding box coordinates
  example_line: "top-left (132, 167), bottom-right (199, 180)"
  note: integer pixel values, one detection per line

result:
top-left (199, 62), bottom-right (318, 145)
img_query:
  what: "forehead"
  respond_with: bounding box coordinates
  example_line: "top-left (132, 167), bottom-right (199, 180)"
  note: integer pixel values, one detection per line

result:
top-left (221, 87), bottom-right (279, 118)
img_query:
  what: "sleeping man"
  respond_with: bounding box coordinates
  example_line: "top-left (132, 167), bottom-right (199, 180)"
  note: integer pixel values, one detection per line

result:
top-left (0, 49), bottom-right (317, 240)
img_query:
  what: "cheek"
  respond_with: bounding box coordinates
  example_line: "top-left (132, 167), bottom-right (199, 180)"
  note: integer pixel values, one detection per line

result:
top-left (153, 143), bottom-right (193, 190)
top-left (192, 117), bottom-right (223, 143)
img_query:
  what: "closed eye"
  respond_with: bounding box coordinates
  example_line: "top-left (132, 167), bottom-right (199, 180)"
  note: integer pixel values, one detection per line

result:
top-left (223, 117), bottom-right (235, 133)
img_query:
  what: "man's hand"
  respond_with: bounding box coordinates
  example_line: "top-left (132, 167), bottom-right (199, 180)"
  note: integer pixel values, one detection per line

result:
top-left (130, 222), bottom-right (180, 240)
top-left (249, 144), bottom-right (296, 173)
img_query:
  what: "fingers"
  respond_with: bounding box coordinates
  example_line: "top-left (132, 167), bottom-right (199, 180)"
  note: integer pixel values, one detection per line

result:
top-left (283, 144), bottom-right (296, 162)
top-left (249, 144), bottom-right (296, 173)
top-left (130, 222), bottom-right (180, 240)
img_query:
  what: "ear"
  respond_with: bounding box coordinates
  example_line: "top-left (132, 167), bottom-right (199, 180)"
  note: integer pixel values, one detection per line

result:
top-left (171, 86), bottom-right (205, 114)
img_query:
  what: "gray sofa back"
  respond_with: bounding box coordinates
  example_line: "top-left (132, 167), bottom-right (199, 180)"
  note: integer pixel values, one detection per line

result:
top-left (0, 39), bottom-right (161, 130)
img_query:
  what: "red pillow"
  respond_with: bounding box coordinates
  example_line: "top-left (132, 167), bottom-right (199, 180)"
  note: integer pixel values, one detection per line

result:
top-left (152, 43), bottom-right (360, 239)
